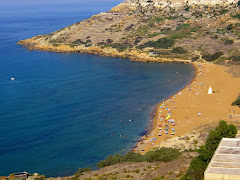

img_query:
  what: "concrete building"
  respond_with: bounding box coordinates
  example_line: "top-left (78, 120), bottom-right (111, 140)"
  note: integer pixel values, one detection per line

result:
top-left (204, 138), bottom-right (240, 180)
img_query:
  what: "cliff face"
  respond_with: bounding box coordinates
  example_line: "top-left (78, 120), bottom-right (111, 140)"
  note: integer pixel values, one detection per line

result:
top-left (18, 0), bottom-right (240, 64)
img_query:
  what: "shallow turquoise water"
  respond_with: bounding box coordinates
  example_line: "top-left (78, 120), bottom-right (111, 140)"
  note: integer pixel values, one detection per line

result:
top-left (0, 1), bottom-right (195, 177)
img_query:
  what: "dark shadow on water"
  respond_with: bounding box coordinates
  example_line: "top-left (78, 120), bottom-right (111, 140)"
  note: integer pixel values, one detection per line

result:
top-left (138, 129), bottom-right (149, 136)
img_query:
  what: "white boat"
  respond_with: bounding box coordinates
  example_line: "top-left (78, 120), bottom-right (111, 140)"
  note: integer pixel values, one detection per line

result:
top-left (11, 77), bottom-right (15, 81)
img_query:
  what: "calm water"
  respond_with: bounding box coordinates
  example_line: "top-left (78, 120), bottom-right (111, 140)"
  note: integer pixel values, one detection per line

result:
top-left (0, 1), bottom-right (195, 177)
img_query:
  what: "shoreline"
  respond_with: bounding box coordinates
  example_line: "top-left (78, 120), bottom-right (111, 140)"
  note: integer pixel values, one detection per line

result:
top-left (134, 62), bottom-right (240, 153)
top-left (17, 39), bottom-right (192, 64)
top-left (18, 39), bottom-right (240, 154)
top-left (133, 62), bottom-right (198, 152)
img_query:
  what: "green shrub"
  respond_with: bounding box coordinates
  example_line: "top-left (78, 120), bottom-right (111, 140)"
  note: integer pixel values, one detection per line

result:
top-left (181, 156), bottom-right (207, 180)
top-left (227, 24), bottom-right (233, 30)
top-left (97, 154), bottom-right (122, 168)
top-left (224, 39), bottom-right (234, 45)
top-left (97, 147), bottom-right (181, 168)
top-left (125, 174), bottom-right (131, 178)
top-left (233, 14), bottom-right (240, 19)
top-left (165, 16), bottom-right (177, 20)
top-left (184, 6), bottom-right (190, 11)
top-left (171, 47), bottom-right (187, 54)
top-left (72, 39), bottom-right (85, 45)
top-left (75, 167), bottom-right (92, 176)
top-left (192, 56), bottom-right (200, 62)
top-left (219, 8), bottom-right (228, 14)
top-left (144, 148), bottom-right (181, 162)
top-left (106, 39), bottom-right (113, 44)
top-left (232, 94), bottom-right (240, 107)
top-left (192, 11), bottom-right (202, 17)
top-left (72, 39), bottom-right (92, 47)
top-left (137, 38), bottom-right (175, 49)
top-left (231, 56), bottom-right (240, 61)
top-left (122, 152), bottom-right (143, 162)
top-left (202, 51), bottom-right (223, 61)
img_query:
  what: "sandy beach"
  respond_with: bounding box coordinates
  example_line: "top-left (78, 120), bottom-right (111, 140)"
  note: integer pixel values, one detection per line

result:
top-left (135, 63), bottom-right (240, 153)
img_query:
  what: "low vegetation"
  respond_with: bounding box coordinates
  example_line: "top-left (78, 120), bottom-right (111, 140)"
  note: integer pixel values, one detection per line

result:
top-left (104, 43), bottom-right (133, 52)
top-left (171, 47), bottom-right (187, 54)
top-left (224, 39), bottom-right (234, 45)
top-left (75, 167), bottom-right (92, 177)
top-left (229, 55), bottom-right (240, 62)
top-left (97, 147), bottom-right (181, 168)
top-left (202, 51), bottom-right (223, 61)
top-left (137, 38), bottom-right (175, 49)
top-left (181, 120), bottom-right (237, 180)
top-left (72, 39), bottom-right (92, 47)
top-left (232, 94), bottom-right (240, 107)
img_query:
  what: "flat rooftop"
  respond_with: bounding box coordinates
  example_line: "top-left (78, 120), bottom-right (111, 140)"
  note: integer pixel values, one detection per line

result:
top-left (205, 138), bottom-right (240, 177)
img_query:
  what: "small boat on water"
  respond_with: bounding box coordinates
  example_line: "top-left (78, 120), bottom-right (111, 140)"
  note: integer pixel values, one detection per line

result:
top-left (11, 77), bottom-right (15, 81)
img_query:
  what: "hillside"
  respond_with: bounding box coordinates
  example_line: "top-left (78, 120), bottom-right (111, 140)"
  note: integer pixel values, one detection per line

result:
top-left (18, 0), bottom-right (240, 64)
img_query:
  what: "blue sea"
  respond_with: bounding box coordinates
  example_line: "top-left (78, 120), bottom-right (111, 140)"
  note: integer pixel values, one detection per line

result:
top-left (0, 0), bottom-right (195, 177)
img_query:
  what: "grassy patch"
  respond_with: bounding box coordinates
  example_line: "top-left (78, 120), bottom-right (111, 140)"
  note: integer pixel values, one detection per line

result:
top-left (176, 24), bottom-right (190, 31)
top-left (163, 24), bottom-right (192, 39)
top-left (191, 26), bottom-right (201, 32)
top-left (134, 25), bottom-right (149, 36)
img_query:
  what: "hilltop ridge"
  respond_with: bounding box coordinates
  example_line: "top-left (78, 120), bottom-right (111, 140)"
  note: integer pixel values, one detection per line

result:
top-left (118, 0), bottom-right (238, 9)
